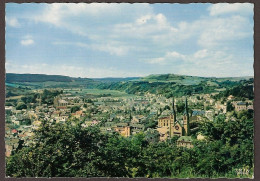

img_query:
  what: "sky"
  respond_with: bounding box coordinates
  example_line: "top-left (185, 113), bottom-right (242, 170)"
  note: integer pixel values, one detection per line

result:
top-left (5, 3), bottom-right (254, 78)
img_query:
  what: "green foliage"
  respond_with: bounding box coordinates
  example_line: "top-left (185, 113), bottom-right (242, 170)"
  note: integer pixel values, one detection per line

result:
top-left (144, 129), bottom-right (160, 143)
top-left (237, 109), bottom-right (254, 120)
top-left (164, 105), bottom-right (171, 111)
top-left (21, 94), bottom-right (37, 104)
top-left (16, 102), bottom-right (27, 110)
top-left (6, 91), bottom-right (18, 98)
top-left (214, 83), bottom-right (254, 100)
top-left (70, 106), bottom-right (80, 113)
top-left (19, 118), bottom-right (32, 126)
top-left (205, 105), bottom-right (211, 111)
top-left (86, 99), bottom-right (93, 103)
top-left (41, 89), bottom-right (62, 105)
top-left (5, 102), bottom-right (14, 106)
top-left (144, 119), bottom-right (158, 130)
top-left (95, 78), bottom-right (241, 97)
top-left (6, 113), bottom-right (253, 178)
top-left (9, 124), bottom-right (19, 130)
top-left (227, 101), bottom-right (235, 112)
top-left (176, 102), bottom-right (185, 113)
top-left (6, 73), bottom-right (73, 82)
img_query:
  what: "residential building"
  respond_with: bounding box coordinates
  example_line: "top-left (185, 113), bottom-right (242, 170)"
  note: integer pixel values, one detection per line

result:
top-left (235, 102), bottom-right (247, 112)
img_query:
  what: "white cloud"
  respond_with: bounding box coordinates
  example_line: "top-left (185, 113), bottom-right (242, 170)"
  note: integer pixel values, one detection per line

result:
top-left (91, 43), bottom-right (129, 56)
top-left (197, 15), bottom-right (252, 48)
top-left (53, 41), bottom-right (131, 56)
top-left (145, 57), bottom-right (165, 64)
top-left (113, 13), bottom-right (178, 43)
top-left (208, 3), bottom-right (253, 16)
top-left (20, 35), bottom-right (34, 46)
top-left (6, 17), bottom-right (20, 27)
top-left (27, 3), bottom-right (253, 56)
top-left (145, 51), bottom-right (187, 65)
top-left (193, 49), bottom-right (208, 59)
top-left (136, 15), bottom-right (152, 25)
top-left (32, 3), bottom-right (154, 56)
top-left (144, 48), bottom-right (253, 77)
top-left (21, 39), bottom-right (34, 46)
top-left (33, 3), bottom-right (153, 35)
top-left (166, 51), bottom-right (186, 60)
top-left (145, 49), bottom-right (233, 67)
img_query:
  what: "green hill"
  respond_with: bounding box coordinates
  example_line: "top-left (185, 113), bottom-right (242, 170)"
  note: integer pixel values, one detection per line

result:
top-left (95, 74), bottom-right (253, 97)
top-left (5, 73), bottom-right (253, 97)
top-left (141, 73), bottom-right (252, 85)
top-left (6, 73), bottom-right (74, 82)
top-left (92, 77), bottom-right (140, 82)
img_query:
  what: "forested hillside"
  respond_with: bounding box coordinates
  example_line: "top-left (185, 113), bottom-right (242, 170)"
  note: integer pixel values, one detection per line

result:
top-left (95, 76), bottom-right (253, 98)
top-left (6, 73), bottom-right (93, 83)
top-left (5, 73), bottom-right (253, 98)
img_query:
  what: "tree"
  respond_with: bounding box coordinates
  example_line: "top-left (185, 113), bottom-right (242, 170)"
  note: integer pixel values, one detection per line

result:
top-left (41, 89), bottom-right (63, 105)
top-left (164, 105), bottom-right (171, 111)
top-left (145, 129), bottom-right (160, 143)
top-left (205, 105), bottom-right (211, 111)
top-left (6, 111), bottom-right (254, 178)
top-left (176, 102), bottom-right (185, 113)
top-left (7, 121), bottom-right (112, 177)
top-left (16, 102), bottom-right (27, 110)
top-left (227, 101), bottom-right (234, 112)
top-left (71, 106), bottom-right (80, 113)
top-left (20, 118), bottom-right (31, 125)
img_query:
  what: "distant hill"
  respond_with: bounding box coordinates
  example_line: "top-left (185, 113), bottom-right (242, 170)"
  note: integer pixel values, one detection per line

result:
top-left (141, 73), bottom-right (253, 85)
top-left (6, 73), bottom-right (253, 84)
top-left (93, 77), bottom-right (140, 82)
top-left (94, 74), bottom-right (254, 97)
top-left (5, 73), bottom-right (253, 97)
top-left (6, 73), bottom-right (92, 83)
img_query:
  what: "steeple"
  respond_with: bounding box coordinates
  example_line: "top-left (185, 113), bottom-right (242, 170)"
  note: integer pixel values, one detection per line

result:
top-left (185, 97), bottom-right (189, 120)
top-left (184, 97), bottom-right (190, 136)
top-left (172, 97), bottom-right (177, 122)
top-left (170, 97), bottom-right (177, 138)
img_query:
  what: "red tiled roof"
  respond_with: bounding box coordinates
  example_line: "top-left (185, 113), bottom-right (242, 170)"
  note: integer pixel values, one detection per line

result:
top-left (11, 129), bottom-right (18, 133)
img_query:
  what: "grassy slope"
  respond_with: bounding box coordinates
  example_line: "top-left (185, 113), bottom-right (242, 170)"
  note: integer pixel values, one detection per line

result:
top-left (141, 74), bottom-right (253, 85)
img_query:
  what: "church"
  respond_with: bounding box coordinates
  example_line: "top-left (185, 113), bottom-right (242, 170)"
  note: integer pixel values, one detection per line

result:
top-left (157, 97), bottom-right (190, 141)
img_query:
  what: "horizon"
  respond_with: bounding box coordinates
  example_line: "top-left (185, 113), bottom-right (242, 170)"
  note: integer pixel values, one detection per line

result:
top-left (5, 72), bottom-right (254, 79)
top-left (6, 3), bottom-right (254, 78)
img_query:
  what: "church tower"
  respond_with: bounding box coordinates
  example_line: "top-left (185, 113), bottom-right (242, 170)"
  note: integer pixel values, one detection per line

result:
top-left (172, 97), bottom-right (177, 123)
top-left (183, 97), bottom-right (190, 136)
top-left (169, 97), bottom-right (177, 137)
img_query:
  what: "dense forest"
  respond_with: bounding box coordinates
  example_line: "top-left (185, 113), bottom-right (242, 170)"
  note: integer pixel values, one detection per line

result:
top-left (6, 73), bottom-right (92, 83)
top-left (6, 112), bottom-right (253, 178)
top-left (6, 73), bottom-right (73, 82)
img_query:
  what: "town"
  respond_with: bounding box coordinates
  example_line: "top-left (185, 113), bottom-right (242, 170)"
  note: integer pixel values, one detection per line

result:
top-left (5, 86), bottom-right (254, 157)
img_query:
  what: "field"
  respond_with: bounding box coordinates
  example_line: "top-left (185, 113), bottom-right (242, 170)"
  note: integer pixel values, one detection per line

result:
top-left (64, 88), bottom-right (136, 97)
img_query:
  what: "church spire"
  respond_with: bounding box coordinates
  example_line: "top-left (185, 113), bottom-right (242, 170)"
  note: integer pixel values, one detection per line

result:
top-left (169, 97), bottom-right (177, 138)
top-left (184, 97), bottom-right (190, 136)
top-left (172, 97), bottom-right (177, 122)
top-left (185, 97), bottom-right (189, 120)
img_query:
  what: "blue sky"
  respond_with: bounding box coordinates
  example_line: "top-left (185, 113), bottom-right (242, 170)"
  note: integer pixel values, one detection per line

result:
top-left (6, 3), bottom-right (254, 78)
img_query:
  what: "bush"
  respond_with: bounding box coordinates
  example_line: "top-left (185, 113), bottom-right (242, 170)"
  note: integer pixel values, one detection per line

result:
top-left (16, 102), bottom-right (27, 110)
